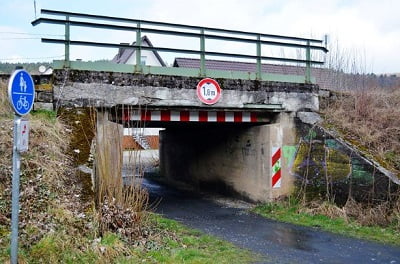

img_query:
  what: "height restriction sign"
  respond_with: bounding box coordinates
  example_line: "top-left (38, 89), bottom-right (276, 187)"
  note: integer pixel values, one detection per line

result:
top-left (196, 78), bottom-right (222, 105)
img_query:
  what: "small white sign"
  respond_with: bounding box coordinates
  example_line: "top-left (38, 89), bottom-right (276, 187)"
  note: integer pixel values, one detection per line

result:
top-left (17, 120), bottom-right (29, 153)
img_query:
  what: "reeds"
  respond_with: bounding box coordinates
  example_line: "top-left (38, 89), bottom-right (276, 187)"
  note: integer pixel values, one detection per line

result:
top-left (94, 107), bottom-right (149, 241)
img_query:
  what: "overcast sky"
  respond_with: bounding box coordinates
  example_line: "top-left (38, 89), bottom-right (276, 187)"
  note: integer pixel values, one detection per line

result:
top-left (0, 0), bottom-right (399, 74)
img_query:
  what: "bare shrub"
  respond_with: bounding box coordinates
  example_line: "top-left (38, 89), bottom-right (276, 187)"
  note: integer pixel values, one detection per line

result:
top-left (300, 198), bottom-right (399, 228)
top-left (322, 87), bottom-right (400, 172)
top-left (344, 198), bottom-right (392, 227)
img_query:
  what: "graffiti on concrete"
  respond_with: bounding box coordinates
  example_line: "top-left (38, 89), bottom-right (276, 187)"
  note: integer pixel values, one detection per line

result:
top-left (289, 121), bottom-right (398, 205)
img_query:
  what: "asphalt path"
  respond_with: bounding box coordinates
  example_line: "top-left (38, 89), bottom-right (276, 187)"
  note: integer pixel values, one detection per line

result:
top-left (144, 179), bottom-right (400, 264)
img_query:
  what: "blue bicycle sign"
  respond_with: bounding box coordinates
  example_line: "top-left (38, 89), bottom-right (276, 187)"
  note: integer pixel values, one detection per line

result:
top-left (8, 70), bottom-right (35, 115)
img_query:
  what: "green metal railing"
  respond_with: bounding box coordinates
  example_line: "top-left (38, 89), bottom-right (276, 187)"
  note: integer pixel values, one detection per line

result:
top-left (32, 9), bottom-right (328, 83)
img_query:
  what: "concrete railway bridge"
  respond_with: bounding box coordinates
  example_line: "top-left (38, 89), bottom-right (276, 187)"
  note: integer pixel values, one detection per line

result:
top-left (32, 9), bottom-right (333, 202)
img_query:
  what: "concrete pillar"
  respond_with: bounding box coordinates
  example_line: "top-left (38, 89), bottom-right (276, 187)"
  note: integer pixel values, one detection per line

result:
top-left (95, 109), bottom-right (124, 205)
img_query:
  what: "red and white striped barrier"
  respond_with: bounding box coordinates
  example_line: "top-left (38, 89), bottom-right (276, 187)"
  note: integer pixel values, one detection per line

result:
top-left (271, 146), bottom-right (281, 188)
top-left (123, 110), bottom-right (258, 123)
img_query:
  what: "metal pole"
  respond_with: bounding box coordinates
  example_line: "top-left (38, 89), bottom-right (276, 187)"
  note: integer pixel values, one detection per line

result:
top-left (305, 40), bottom-right (311, 83)
top-left (135, 21), bottom-right (142, 73)
top-left (256, 34), bottom-right (262, 80)
top-left (65, 15), bottom-right (70, 68)
top-left (200, 28), bottom-right (205, 77)
top-left (10, 115), bottom-right (21, 264)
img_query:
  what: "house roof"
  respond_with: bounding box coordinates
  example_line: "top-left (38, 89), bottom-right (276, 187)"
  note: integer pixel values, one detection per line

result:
top-left (112, 35), bottom-right (166, 66)
top-left (173, 57), bottom-right (336, 90)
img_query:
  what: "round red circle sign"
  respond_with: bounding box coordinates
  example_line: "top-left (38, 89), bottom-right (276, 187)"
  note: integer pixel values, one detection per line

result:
top-left (196, 78), bottom-right (222, 105)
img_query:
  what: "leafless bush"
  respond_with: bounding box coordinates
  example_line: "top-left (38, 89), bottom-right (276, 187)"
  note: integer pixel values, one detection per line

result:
top-left (300, 199), bottom-right (399, 228)
top-left (344, 198), bottom-right (392, 227)
top-left (322, 87), bottom-right (400, 172)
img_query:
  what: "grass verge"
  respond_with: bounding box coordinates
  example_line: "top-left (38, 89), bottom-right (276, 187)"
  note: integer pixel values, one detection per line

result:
top-left (0, 213), bottom-right (258, 263)
top-left (253, 200), bottom-right (400, 246)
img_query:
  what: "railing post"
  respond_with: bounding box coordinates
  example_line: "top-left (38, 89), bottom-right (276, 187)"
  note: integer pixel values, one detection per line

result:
top-left (64, 15), bottom-right (70, 68)
top-left (305, 40), bottom-right (311, 83)
top-left (135, 21), bottom-right (142, 73)
top-left (256, 34), bottom-right (262, 80)
top-left (200, 28), bottom-right (206, 77)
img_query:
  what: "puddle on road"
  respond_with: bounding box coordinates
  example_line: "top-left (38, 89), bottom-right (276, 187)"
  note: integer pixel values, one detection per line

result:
top-left (266, 224), bottom-right (314, 252)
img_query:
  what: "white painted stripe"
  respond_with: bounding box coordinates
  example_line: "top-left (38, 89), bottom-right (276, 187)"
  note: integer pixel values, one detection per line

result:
top-left (208, 111), bottom-right (217, 122)
top-left (271, 146), bottom-right (280, 157)
top-left (242, 112), bottom-right (251, 122)
top-left (131, 111), bottom-right (141, 121)
top-left (189, 111), bottom-right (199, 122)
top-left (273, 178), bottom-right (282, 188)
top-left (151, 111), bottom-right (161, 121)
top-left (225, 112), bottom-right (234, 122)
top-left (129, 110), bottom-right (259, 123)
top-left (170, 111), bottom-right (180, 121)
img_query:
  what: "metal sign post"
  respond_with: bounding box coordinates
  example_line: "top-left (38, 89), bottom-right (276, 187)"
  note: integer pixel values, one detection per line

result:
top-left (8, 69), bottom-right (35, 264)
top-left (11, 116), bottom-right (21, 264)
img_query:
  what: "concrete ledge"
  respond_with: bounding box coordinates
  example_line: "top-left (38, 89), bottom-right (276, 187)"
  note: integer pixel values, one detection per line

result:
top-left (53, 70), bottom-right (320, 112)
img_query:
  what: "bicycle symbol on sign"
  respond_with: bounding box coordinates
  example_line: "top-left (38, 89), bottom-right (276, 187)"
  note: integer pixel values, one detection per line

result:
top-left (16, 96), bottom-right (29, 111)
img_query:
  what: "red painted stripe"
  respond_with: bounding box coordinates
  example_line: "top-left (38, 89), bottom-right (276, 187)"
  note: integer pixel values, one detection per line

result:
top-left (234, 112), bottom-right (242, 122)
top-left (180, 111), bottom-right (189, 122)
top-left (251, 112), bottom-right (258, 122)
top-left (122, 109), bottom-right (129, 121)
top-left (217, 111), bottom-right (225, 122)
top-left (272, 169), bottom-right (281, 187)
top-left (271, 148), bottom-right (281, 165)
top-left (161, 110), bottom-right (171, 121)
top-left (199, 111), bottom-right (208, 122)
top-left (141, 110), bottom-right (151, 121)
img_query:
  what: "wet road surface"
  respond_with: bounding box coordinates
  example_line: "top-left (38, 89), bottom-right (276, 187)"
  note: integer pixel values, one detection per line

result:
top-left (144, 179), bottom-right (400, 264)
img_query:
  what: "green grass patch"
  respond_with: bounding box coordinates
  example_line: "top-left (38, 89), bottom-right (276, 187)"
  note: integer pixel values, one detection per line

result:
top-left (143, 214), bottom-right (261, 264)
top-left (31, 109), bottom-right (56, 122)
top-left (253, 201), bottom-right (400, 246)
top-left (0, 214), bottom-right (260, 264)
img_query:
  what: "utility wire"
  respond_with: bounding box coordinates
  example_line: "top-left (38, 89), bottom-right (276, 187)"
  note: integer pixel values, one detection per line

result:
top-left (0, 32), bottom-right (64, 37)
top-left (0, 37), bottom-right (41, 40)
top-left (0, 55), bottom-right (65, 61)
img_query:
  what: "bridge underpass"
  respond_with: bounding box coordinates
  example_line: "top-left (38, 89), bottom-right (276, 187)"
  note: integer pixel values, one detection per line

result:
top-left (114, 107), bottom-right (286, 201)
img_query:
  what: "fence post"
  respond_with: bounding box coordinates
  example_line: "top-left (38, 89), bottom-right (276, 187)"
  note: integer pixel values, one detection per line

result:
top-left (200, 28), bottom-right (206, 77)
top-left (64, 15), bottom-right (70, 68)
top-left (135, 21), bottom-right (142, 73)
top-left (256, 34), bottom-right (262, 80)
top-left (305, 40), bottom-right (311, 83)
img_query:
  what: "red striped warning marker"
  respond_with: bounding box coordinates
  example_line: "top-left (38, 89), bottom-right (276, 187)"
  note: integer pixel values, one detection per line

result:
top-left (123, 110), bottom-right (258, 123)
top-left (271, 146), bottom-right (281, 188)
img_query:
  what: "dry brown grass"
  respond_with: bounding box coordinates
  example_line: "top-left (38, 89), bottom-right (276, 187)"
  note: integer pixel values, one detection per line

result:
top-left (0, 81), bottom-right (88, 250)
top-left (321, 87), bottom-right (400, 172)
top-left (302, 201), bottom-right (348, 221)
top-left (95, 108), bottom-right (149, 241)
top-left (300, 198), bottom-right (400, 228)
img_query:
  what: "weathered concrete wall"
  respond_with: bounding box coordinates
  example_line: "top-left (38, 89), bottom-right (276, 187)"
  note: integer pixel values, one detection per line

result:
top-left (159, 112), bottom-right (297, 202)
top-left (53, 70), bottom-right (319, 112)
top-left (285, 120), bottom-right (399, 205)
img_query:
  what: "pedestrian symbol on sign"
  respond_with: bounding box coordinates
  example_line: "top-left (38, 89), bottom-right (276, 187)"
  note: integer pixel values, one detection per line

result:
top-left (19, 73), bottom-right (27, 92)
